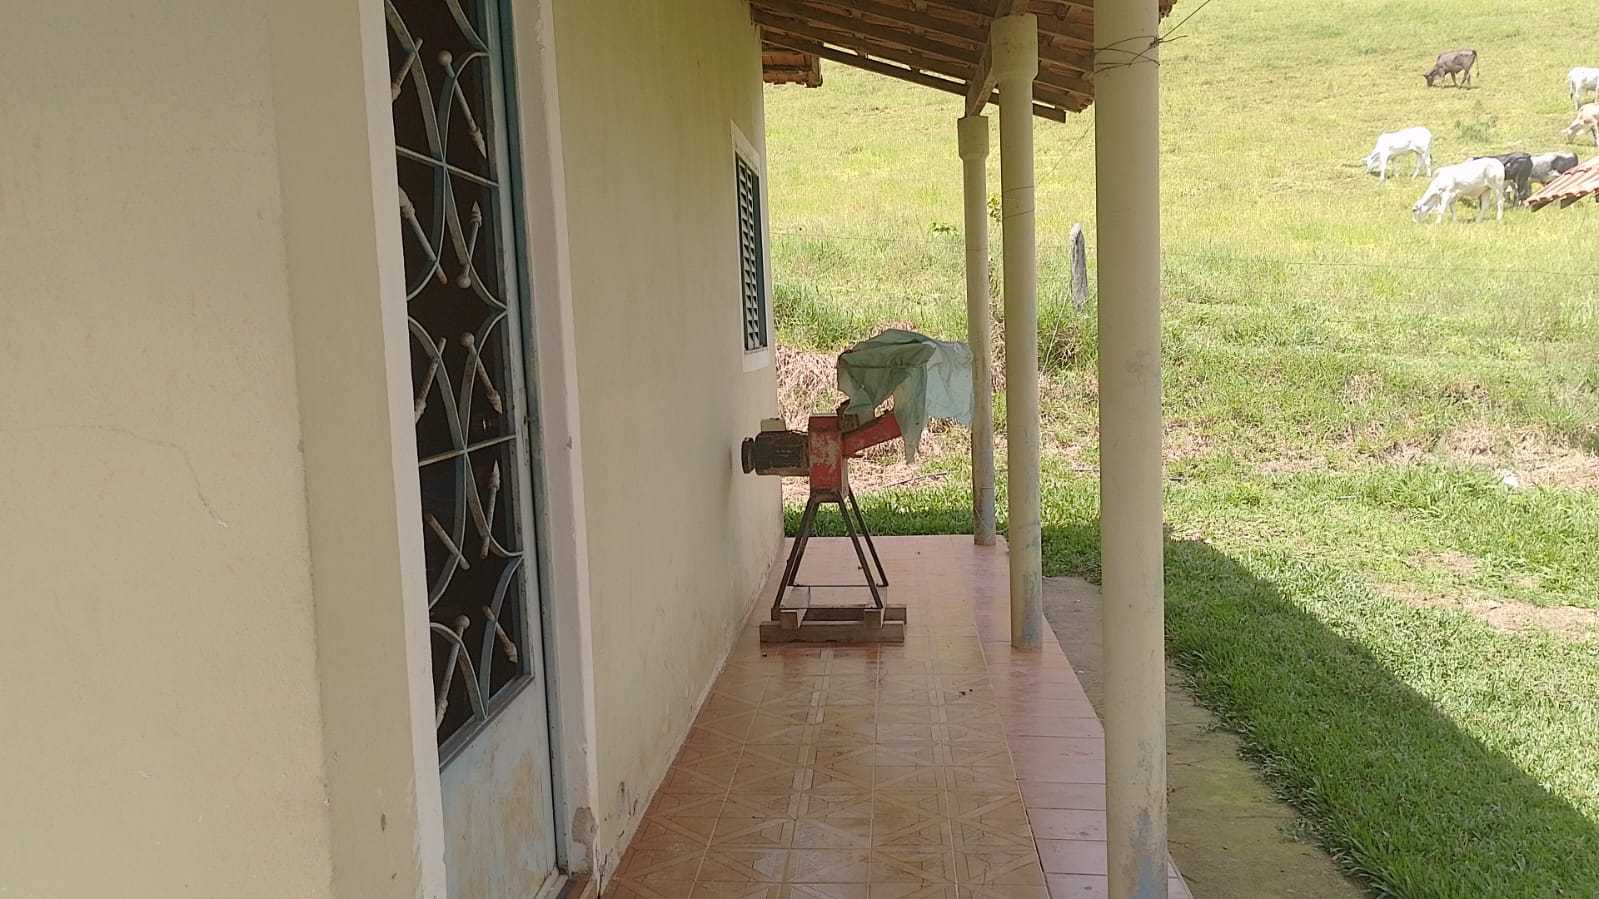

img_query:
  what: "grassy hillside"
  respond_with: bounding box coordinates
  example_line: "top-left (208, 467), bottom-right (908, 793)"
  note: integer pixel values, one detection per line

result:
top-left (764, 1), bottom-right (1599, 896)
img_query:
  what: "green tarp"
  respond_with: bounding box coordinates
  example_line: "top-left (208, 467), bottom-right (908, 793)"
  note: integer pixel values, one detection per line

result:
top-left (836, 328), bottom-right (974, 463)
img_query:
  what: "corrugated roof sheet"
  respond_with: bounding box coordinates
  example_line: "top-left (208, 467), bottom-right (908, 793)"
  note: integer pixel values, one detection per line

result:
top-left (1526, 156), bottom-right (1599, 211)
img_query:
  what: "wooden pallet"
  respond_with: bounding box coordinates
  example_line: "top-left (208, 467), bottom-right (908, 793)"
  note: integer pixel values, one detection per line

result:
top-left (759, 586), bottom-right (906, 643)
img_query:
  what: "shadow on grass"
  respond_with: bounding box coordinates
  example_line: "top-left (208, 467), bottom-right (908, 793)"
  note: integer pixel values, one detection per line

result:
top-left (789, 498), bottom-right (1599, 897)
top-left (1147, 527), bottom-right (1599, 898)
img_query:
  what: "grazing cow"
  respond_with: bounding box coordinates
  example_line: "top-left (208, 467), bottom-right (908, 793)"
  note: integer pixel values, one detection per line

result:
top-left (1363, 127), bottom-right (1433, 180)
top-left (1475, 152), bottom-right (1533, 204)
top-left (1529, 151), bottom-right (1580, 186)
top-left (1565, 103), bottom-right (1599, 145)
top-left (1424, 49), bottom-right (1478, 87)
top-left (1570, 67), bottom-right (1599, 110)
top-left (1411, 157), bottom-right (1505, 223)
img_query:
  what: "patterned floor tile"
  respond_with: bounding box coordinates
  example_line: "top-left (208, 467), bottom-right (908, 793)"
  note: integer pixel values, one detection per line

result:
top-left (953, 846), bottom-right (1048, 886)
top-left (658, 765), bottom-right (737, 796)
top-left (612, 846), bottom-right (705, 882)
top-left (646, 792), bottom-right (729, 819)
top-left (868, 849), bottom-right (957, 884)
top-left (961, 886), bottom-right (1049, 899)
top-left (785, 848), bottom-right (873, 883)
top-left (697, 847), bottom-right (790, 884)
top-left (604, 538), bottom-right (1192, 899)
top-left (628, 815), bottom-right (719, 853)
top-left (808, 760), bottom-right (874, 794)
top-left (869, 743), bottom-right (943, 767)
top-left (873, 765), bottom-right (943, 793)
top-left (711, 817), bottom-right (796, 849)
top-left (600, 877), bottom-right (697, 899)
top-left (870, 812), bottom-right (951, 849)
top-left (796, 791), bottom-right (875, 822)
top-left (942, 766), bottom-right (1018, 793)
top-left (689, 884), bottom-right (784, 899)
top-left (864, 886), bottom-right (955, 899)
top-left (790, 885), bottom-right (870, 899)
top-left (792, 815), bottom-right (873, 849)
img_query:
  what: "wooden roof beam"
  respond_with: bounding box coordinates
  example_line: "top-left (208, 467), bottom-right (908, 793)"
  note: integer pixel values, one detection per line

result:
top-left (761, 29), bottom-right (1070, 120)
top-left (755, 16), bottom-right (971, 81)
top-left (1037, 23), bottom-right (1095, 53)
top-left (1035, 68), bottom-right (1094, 98)
top-left (752, 1), bottom-right (979, 68)
top-left (931, 0), bottom-right (1095, 14)
top-left (800, 0), bottom-right (991, 46)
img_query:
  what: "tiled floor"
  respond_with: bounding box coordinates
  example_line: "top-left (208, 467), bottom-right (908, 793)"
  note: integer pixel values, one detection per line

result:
top-left (602, 535), bottom-right (1192, 899)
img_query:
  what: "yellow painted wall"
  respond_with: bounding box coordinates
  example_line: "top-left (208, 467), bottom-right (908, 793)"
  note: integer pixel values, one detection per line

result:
top-left (552, 0), bottom-right (783, 874)
top-left (0, 2), bottom-right (336, 897)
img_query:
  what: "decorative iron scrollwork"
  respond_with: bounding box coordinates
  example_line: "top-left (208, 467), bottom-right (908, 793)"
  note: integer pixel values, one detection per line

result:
top-left (387, 0), bottom-right (533, 751)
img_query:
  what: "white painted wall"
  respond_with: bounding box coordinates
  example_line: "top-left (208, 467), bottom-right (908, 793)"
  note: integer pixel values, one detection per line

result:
top-left (0, 2), bottom-right (336, 896)
top-left (0, 0), bottom-right (783, 892)
top-left (550, 0), bottom-right (784, 877)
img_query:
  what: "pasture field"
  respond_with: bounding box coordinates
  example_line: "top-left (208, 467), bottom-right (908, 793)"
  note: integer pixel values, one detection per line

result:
top-left (764, 0), bottom-right (1599, 896)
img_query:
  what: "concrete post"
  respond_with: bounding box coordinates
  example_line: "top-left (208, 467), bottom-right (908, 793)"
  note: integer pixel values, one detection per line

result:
top-left (1095, 0), bottom-right (1168, 896)
top-left (991, 14), bottom-right (1043, 649)
top-left (958, 114), bottom-right (997, 547)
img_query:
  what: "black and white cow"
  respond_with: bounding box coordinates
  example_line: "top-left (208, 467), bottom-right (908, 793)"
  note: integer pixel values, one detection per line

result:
top-left (1528, 151), bottom-right (1579, 186)
top-left (1474, 152), bottom-right (1533, 204)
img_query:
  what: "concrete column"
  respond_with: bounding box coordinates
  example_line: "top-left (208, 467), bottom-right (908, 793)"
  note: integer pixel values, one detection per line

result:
top-left (1095, 0), bottom-right (1167, 896)
top-left (991, 14), bottom-right (1043, 648)
top-left (959, 114), bottom-right (997, 547)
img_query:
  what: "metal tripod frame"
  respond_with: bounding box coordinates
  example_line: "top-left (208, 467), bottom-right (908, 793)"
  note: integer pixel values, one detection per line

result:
top-left (770, 486), bottom-right (889, 619)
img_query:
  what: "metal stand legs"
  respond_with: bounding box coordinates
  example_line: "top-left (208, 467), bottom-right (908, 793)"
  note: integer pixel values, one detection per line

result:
top-left (769, 488), bottom-right (889, 621)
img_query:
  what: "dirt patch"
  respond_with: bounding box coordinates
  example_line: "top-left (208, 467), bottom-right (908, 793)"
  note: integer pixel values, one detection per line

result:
top-left (1385, 581), bottom-right (1599, 641)
top-left (1043, 577), bottom-right (1371, 899)
top-left (1435, 426), bottom-right (1599, 490)
top-left (775, 345), bottom-right (844, 429)
top-left (1466, 601), bottom-right (1599, 640)
top-left (1429, 549), bottom-right (1482, 576)
top-left (1164, 427), bottom-right (1216, 462)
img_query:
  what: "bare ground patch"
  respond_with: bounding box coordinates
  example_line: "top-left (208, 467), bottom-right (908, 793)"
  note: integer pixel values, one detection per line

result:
top-left (1435, 426), bottom-right (1599, 490)
top-left (1381, 557), bottom-right (1599, 642)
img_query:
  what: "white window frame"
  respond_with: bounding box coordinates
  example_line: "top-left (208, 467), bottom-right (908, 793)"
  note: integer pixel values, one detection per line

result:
top-left (732, 122), bottom-right (774, 372)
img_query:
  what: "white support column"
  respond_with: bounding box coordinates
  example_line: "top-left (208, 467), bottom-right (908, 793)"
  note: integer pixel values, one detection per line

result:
top-left (959, 114), bottom-right (997, 547)
top-left (1095, 0), bottom-right (1167, 896)
top-left (991, 14), bottom-right (1043, 649)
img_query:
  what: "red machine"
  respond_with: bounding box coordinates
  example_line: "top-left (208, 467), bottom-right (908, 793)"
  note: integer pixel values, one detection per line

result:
top-left (741, 402), bottom-right (907, 642)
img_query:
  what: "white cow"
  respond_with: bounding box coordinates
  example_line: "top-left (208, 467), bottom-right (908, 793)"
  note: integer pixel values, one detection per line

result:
top-left (1569, 67), bottom-right (1599, 110)
top-left (1411, 157), bottom-right (1505, 223)
top-left (1363, 126), bottom-right (1433, 180)
top-left (1565, 103), bottom-right (1599, 146)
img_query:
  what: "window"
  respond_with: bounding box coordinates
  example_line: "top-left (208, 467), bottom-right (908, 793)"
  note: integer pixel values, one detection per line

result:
top-left (735, 151), bottom-right (768, 353)
top-left (389, 0), bottom-right (541, 756)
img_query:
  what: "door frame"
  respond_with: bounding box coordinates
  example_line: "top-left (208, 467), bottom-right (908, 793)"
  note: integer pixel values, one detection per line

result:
top-left (404, 0), bottom-right (601, 881)
top-left (497, 0), bottom-right (602, 880)
top-left (266, 0), bottom-right (599, 892)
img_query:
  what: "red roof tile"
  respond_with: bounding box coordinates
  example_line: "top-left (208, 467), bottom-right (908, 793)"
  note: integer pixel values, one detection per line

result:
top-left (1526, 156), bottom-right (1599, 210)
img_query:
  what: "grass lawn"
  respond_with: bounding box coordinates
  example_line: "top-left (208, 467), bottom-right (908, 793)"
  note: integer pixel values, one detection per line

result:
top-left (764, 0), bottom-right (1599, 896)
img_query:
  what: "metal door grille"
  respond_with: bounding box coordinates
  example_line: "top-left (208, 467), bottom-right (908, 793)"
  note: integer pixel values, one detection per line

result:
top-left (736, 154), bottom-right (768, 352)
top-left (387, 0), bottom-right (535, 753)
